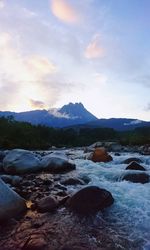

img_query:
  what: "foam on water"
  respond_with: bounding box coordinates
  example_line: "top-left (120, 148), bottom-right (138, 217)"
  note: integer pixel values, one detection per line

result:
top-left (73, 152), bottom-right (150, 249)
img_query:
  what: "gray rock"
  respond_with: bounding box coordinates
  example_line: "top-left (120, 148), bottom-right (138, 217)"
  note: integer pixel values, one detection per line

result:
top-left (0, 178), bottom-right (27, 220)
top-left (3, 149), bottom-right (42, 174)
top-left (41, 155), bottom-right (76, 173)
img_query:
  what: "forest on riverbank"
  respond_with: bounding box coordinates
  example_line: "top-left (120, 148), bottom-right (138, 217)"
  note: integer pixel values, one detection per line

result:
top-left (0, 116), bottom-right (149, 149)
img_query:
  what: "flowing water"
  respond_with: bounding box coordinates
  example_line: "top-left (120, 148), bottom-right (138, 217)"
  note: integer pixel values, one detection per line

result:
top-left (68, 151), bottom-right (150, 249)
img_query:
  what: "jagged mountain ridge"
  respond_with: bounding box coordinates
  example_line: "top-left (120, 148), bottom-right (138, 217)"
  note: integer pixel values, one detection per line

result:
top-left (0, 103), bottom-right (149, 130)
top-left (0, 102), bottom-right (98, 128)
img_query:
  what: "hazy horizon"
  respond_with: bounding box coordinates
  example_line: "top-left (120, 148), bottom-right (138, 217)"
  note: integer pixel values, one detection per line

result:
top-left (0, 0), bottom-right (150, 121)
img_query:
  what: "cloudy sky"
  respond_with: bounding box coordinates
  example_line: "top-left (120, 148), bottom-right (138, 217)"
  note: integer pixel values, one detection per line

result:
top-left (0, 0), bottom-right (150, 120)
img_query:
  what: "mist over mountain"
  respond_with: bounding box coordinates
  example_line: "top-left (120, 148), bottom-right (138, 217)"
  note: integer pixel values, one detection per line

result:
top-left (0, 102), bottom-right (149, 130)
top-left (69, 118), bottom-right (150, 131)
top-left (0, 102), bottom-right (97, 128)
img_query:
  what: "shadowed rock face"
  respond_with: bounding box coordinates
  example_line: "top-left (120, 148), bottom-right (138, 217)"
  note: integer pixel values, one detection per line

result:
top-left (41, 155), bottom-right (76, 174)
top-left (125, 161), bottom-right (146, 171)
top-left (35, 196), bottom-right (58, 213)
top-left (123, 173), bottom-right (149, 184)
top-left (122, 158), bottom-right (142, 164)
top-left (67, 186), bottom-right (114, 215)
top-left (0, 178), bottom-right (27, 221)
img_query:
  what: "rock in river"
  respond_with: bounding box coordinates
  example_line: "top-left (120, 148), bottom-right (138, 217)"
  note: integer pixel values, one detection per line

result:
top-left (3, 149), bottom-right (41, 174)
top-left (122, 157), bottom-right (142, 164)
top-left (91, 147), bottom-right (113, 163)
top-left (123, 173), bottom-right (149, 184)
top-left (0, 178), bottom-right (27, 221)
top-left (125, 161), bottom-right (146, 171)
top-left (41, 155), bottom-right (76, 173)
top-left (67, 186), bottom-right (114, 214)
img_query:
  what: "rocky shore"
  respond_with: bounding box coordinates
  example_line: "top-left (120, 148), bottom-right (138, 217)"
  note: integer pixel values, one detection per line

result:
top-left (0, 144), bottom-right (150, 250)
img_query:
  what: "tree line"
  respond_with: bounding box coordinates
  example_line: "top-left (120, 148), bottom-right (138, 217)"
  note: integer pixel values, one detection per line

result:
top-left (0, 116), bottom-right (149, 149)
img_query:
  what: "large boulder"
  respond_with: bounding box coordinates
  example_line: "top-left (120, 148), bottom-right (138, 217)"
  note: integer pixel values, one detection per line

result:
top-left (91, 148), bottom-right (113, 163)
top-left (125, 161), bottom-right (146, 171)
top-left (122, 157), bottom-right (142, 164)
top-left (41, 155), bottom-right (76, 174)
top-left (3, 149), bottom-right (41, 174)
top-left (122, 173), bottom-right (149, 184)
top-left (0, 178), bottom-right (27, 220)
top-left (67, 186), bottom-right (114, 214)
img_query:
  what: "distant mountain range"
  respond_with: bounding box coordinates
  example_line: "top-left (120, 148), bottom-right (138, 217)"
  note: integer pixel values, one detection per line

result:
top-left (0, 102), bottom-right (149, 131)
top-left (69, 118), bottom-right (150, 131)
top-left (0, 102), bottom-right (97, 128)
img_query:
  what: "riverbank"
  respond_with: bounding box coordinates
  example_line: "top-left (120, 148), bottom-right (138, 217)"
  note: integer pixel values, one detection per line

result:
top-left (0, 147), bottom-right (150, 250)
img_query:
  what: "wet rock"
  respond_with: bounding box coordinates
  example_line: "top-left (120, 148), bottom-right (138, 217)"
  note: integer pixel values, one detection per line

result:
top-left (126, 161), bottom-right (146, 171)
top-left (3, 149), bottom-right (41, 174)
top-left (22, 234), bottom-right (47, 250)
top-left (61, 177), bottom-right (85, 186)
top-left (114, 153), bottom-right (121, 156)
top-left (41, 155), bottom-right (76, 173)
top-left (123, 173), bottom-right (149, 184)
top-left (122, 157), bottom-right (142, 164)
top-left (90, 148), bottom-right (113, 163)
top-left (0, 178), bottom-right (27, 221)
top-left (141, 145), bottom-right (150, 155)
top-left (78, 175), bottom-right (91, 184)
top-left (67, 186), bottom-right (114, 214)
top-left (35, 196), bottom-right (58, 213)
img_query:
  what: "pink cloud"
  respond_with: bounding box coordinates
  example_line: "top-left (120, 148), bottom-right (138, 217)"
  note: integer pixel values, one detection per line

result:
top-left (85, 34), bottom-right (105, 59)
top-left (29, 99), bottom-right (47, 109)
top-left (50, 0), bottom-right (80, 24)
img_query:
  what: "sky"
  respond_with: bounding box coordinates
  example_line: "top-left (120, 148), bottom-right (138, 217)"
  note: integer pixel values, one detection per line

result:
top-left (0, 0), bottom-right (150, 120)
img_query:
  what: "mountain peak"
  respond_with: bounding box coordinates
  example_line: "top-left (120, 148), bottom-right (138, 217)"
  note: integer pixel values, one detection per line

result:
top-left (0, 102), bottom-right (98, 128)
top-left (62, 102), bottom-right (84, 108)
top-left (59, 102), bottom-right (97, 121)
